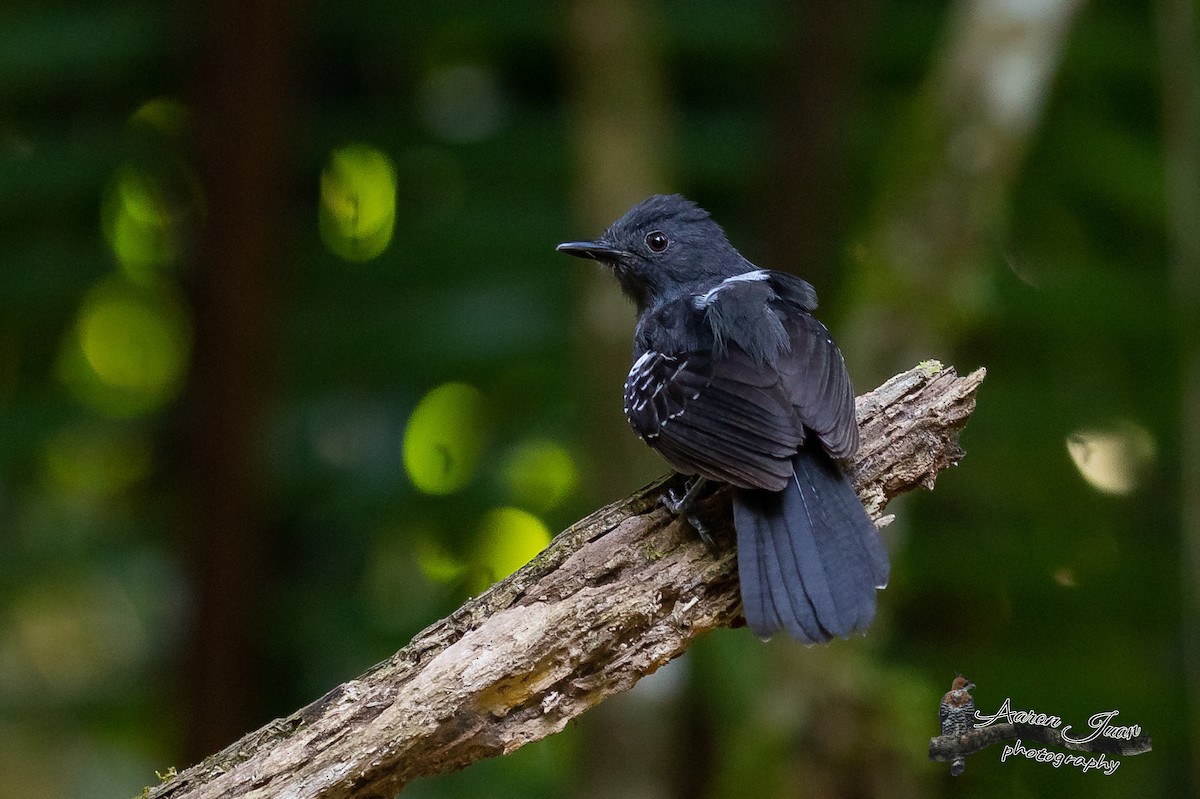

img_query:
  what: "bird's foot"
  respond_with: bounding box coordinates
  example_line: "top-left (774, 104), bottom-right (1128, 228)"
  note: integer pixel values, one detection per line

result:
top-left (660, 478), bottom-right (715, 549)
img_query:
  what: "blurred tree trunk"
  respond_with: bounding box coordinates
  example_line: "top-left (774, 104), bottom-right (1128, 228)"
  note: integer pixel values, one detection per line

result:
top-left (754, 3), bottom-right (1081, 796)
top-left (180, 0), bottom-right (294, 761)
top-left (760, 0), bottom-right (878, 289)
top-left (841, 0), bottom-right (1085, 385)
top-left (562, 0), bottom-right (672, 505)
top-left (736, 5), bottom-right (908, 799)
top-left (1156, 0), bottom-right (1200, 785)
top-left (561, 2), bottom-right (681, 797)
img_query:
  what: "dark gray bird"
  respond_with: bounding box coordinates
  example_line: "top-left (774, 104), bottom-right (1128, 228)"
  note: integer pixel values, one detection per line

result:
top-left (557, 194), bottom-right (888, 642)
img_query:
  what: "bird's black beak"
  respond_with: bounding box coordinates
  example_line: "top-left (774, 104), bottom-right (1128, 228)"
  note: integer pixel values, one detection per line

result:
top-left (555, 239), bottom-right (629, 262)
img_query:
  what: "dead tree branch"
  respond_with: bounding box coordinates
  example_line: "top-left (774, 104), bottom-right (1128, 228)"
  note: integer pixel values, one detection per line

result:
top-left (148, 361), bottom-right (985, 799)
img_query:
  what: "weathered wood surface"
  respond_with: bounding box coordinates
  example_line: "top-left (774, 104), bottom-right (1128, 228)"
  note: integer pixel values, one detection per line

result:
top-left (149, 362), bottom-right (985, 799)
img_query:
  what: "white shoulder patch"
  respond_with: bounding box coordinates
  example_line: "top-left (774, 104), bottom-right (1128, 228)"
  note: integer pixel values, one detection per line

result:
top-left (694, 269), bottom-right (770, 308)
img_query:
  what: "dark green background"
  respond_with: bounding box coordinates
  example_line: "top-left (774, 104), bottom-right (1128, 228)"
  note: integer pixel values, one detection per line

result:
top-left (0, 0), bottom-right (1193, 796)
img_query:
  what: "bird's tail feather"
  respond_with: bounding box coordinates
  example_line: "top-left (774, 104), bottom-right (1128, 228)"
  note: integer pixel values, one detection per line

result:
top-left (733, 443), bottom-right (888, 642)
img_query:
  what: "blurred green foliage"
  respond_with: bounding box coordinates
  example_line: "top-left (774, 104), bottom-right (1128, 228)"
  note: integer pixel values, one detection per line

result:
top-left (0, 1), bottom-right (1193, 797)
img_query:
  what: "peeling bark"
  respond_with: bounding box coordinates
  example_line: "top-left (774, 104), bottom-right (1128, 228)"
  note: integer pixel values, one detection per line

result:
top-left (148, 362), bottom-right (985, 799)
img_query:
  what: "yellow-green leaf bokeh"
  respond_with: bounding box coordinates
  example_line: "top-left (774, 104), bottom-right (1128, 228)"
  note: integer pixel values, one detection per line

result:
top-left (59, 278), bottom-right (192, 418)
top-left (43, 424), bottom-right (153, 499)
top-left (402, 382), bottom-right (487, 495)
top-left (101, 165), bottom-right (181, 281)
top-left (476, 507), bottom-right (551, 581)
top-left (500, 439), bottom-right (578, 513)
top-left (319, 143), bottom-right (397, 263)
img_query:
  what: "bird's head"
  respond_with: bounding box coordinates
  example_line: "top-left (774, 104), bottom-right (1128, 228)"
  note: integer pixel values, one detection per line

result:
top-left (951, 674), bottom-right (975, 693)
top-left (557, 194), bottom-right (743, 311)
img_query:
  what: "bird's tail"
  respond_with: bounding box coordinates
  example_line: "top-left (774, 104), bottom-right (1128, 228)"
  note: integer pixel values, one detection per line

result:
top-left (951, 757), bottom-right (966, 776)
top-left (732, 442), bottom-right (889, 642)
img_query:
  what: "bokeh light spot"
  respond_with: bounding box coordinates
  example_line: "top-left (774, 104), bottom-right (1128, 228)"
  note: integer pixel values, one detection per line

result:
top-left (101, 165), bottom-right (180, 281)
top-left (80, 287), bottom-right (183, 390)
top-left (59, 278), bottom-right (191, 418)
top-left (416, 535), bottom-right (469, 585)
top-left (115, 166), bottom-right (163, 225)
top-left (319, 144), bottom-right (397, 263)
top-left (128, 97), bottom-right (192, 138)
top-left (1065, 422), bottom-right (1156, 495)
top-left (43, 424), bottom-right (153, 499)
top-left (1053, 568), bottom-right (1078, 588)
top-left (501, 439), bottom-right (578, 513)
top-left (403, 382), bottom-right (487, 495)
top-left (419, 64), bottom-right (507, 143)
top-left (12, 575), bottom-right (146, 694)
top-left (476, 507), bottom-right (551, 582)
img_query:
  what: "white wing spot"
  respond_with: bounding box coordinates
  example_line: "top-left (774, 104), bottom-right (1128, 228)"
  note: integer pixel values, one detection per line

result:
top-left (628, 351), bottom-right (656, 381)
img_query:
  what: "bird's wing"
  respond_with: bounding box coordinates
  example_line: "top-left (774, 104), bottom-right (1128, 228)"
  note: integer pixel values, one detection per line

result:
top-left (772, 308), bottom-right (859, 459)
top-left (702, 271), bottom-right (858, 459)
top-left (624, 273), bottom-right (858, 489)
top-left (624, 349), bottom-right (801, 489)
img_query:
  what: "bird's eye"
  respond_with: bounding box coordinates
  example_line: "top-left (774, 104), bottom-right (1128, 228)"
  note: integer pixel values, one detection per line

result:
top-left (645, 231), bottom-right (669, 253)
